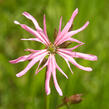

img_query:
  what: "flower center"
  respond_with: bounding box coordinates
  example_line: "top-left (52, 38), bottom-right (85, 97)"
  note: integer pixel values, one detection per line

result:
top-left (47, 43), bottom-right (56, 54)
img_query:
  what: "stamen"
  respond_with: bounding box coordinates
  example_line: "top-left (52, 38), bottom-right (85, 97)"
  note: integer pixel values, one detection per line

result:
top-left (47, 43), bottom-right (56, 54)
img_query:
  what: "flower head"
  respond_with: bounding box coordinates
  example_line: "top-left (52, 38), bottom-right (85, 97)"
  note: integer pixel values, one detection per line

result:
top-left (10, 8), bottom-right (97, 96)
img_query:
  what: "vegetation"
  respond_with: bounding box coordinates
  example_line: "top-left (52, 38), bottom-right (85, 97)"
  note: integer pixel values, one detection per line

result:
top-left (0, 0), bottom-right (109, 109)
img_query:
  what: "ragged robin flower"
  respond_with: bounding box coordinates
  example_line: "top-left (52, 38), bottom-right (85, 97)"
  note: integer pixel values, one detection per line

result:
top-left (9, 8), bottom-right (97, 96)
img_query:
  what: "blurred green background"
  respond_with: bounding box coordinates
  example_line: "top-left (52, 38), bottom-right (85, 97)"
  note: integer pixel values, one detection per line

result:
top-left (0, 0), bottom-right (109, 109)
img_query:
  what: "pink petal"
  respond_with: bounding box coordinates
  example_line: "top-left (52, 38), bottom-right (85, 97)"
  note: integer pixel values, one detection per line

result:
top-left (38, 31), bottom-right (50, 46)
top-left (9, 54), bottom-right (32, 64)
top-left (45, 56), bottom-right (52, 95)
top-left (35, 57), bottom-right (48, 74)
top-left (64, 59), bottom-right (74, 74)
top-left (35, 62), bottom-right (48, 75)
top-left (55, 16), bottom-right (62, 43)
top-left (56, 63), bottom-right (68, 79)
top-left (54, 8), bottom-right (78, 45)
top-left (64, 21), bottom-right (89, 38)
top-left (51, 55), bottom-right (63, 96)
top-left (24, 49), bottom-right (40, 53)
top-left (42, 15), bottom-right (50, 45)
top-left (57, 49), bottom-right (73, 74)
top-left (71, 52), bottom-right (98, 61)
top-left (66, 43), bottom-right (84, 51)
top-left (43, 14), bottom-right (47, 36)
top-left (52, 55), bottom-right (68, 79)
top-left (16, 51), bottom-right (48, 77)
top-left (14, 21), bottom-right (47, 45)
top-left (56, 37), bottom-right (84, 46)
top-left (10, 49), bottom-right (46, 64)
top-left (21, 38), bottom-right (42, 43)
top-left (14, 20), bottom-right (21, 25)
top-left (61, 8), bottom-right (78, 35)
top-left (24, 49), bottom-right (47, 59)
top-left (22, 12), bottom-right (42, 31)
top-left (52, 70), bottom-right (63, 96)
top-left (58, 49), bottom-right (97, 61)
top-left (68, 38), bottom-right (84, 44)
top-left (55, 21), bottom-right (89, 46)
top-left (58, 16), bottom-right (62, 35)
top-left (35, 57), bottom-right (45, 74)
top-left (16, 58), bottom-right (37, 77)
top-left (58, 51), bottom-right (92, 72)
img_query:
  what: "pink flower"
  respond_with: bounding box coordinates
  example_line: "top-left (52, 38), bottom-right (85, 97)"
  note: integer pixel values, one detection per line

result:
top-left (10, 8), bottom-right (97, 96)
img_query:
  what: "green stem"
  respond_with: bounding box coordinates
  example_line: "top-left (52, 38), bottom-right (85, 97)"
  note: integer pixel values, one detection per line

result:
top-left (45, 67), bottom-right (49, 109)
top-left (66, 103), bottom-right (70, 109)
top-left (45, 94), bottom-right (49, 109)
top-left (56, 103), bottom-right (64, 109)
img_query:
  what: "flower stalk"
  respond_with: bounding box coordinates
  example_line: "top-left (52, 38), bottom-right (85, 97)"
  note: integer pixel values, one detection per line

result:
top-left (45, 67), bottom-right (50, 109)
top-left (45, 94), bottom-right (50, 109)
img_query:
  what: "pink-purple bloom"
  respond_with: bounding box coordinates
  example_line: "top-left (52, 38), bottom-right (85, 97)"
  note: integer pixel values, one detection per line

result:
top-left (10, 8), bottom-right (97, 96)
